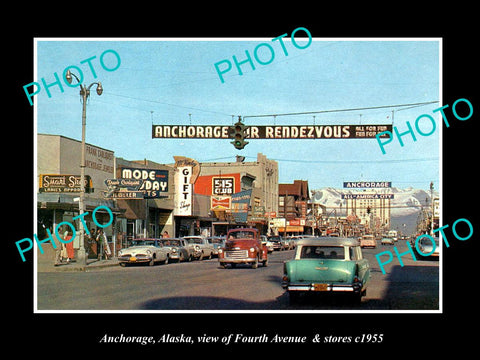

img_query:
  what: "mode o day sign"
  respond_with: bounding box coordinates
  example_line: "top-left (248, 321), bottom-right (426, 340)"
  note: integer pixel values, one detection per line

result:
top-left (121, 168), bottom-right (168, 198)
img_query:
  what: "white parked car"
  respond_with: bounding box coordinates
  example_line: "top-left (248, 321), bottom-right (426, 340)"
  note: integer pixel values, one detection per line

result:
top-left (183, 236), bottom-right (215, 260)
top-left (118, 239), bottom-right (170, 266)
top-left (158, 238), bottom-right (194, 262)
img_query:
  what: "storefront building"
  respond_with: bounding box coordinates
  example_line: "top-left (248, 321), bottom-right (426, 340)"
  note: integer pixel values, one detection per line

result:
top-left (196, 153), bottom-right (279, 235)
top-left (114, 158), bottom-right (175, 244)
top-left (37, 134), bottom-right (123, 258)
top-left (278, 180), bottom-right (310, 235)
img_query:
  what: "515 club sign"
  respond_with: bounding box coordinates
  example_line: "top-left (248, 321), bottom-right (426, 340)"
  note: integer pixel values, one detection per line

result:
top-left (212, 177), bottom-right (235, 195)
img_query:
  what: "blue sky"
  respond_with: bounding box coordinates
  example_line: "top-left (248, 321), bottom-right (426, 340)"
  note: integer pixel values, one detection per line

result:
top-left (35, 38), bottom-right (440, 190)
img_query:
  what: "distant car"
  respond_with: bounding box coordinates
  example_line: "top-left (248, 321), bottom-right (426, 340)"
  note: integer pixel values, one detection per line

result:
top-left (118, 238), bottom-right (170, 266)
top-left (282, 237), bottom-right (370, 303)
top-left (183, 236), bottom-right (215, 260)
top-left (285, 236), bottom-right (298, 250)
top-left (261, 237), bottom-right (275, 253)
top-left (381, 237), bottom-right (395, 245)
top-left (416, 236), bottom-right (440, 258)
top-left (360, 235), bottom-right (376, 249)
top-left (207, 236), bottom-right (226, 256)
top-left (158, 238), bottom-right (193, 262)
top-left (268, 235), bottom-right (284, 251)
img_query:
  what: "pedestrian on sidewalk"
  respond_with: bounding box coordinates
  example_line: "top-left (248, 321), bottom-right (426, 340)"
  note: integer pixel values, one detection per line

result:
top-left (104, 232), bottom-right (111, 260)
top-left (53, 226), bottom-right (62, 266)
top-left (96, 229), bottom-right (104, 261)
top-left (64, 231), bottom-right (74, 261)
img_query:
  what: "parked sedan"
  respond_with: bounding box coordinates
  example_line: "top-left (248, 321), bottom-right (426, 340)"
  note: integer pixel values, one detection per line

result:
top-left (118, 239), bottom-right (170, 266)
top-left (183, 236), bottom-right (215, 260)
top-left (282, 238), bottom-right (370, 304)
top-left (207, 236), bottom-right (226, 256)
top-left (158, 238), bottom-right (194, 262)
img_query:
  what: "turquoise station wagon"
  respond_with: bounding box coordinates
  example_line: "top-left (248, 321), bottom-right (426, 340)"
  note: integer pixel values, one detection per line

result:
top-left (282, 238), bottom-right (370, 303)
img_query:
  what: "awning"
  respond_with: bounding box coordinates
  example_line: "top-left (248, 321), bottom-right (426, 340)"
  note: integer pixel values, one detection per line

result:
top-left (37, 192), bottom-right (125, 215)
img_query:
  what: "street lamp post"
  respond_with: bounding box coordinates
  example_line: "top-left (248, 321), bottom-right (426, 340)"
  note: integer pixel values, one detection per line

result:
top-left (65, 70), bottom-right (103, 267)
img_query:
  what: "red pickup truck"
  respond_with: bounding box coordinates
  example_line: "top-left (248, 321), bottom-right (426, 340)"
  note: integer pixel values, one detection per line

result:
top-left (218, 228), bottom-right (268, 269)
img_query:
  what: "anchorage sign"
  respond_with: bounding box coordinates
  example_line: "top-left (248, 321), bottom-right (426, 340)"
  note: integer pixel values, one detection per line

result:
top-left (152, 124), bottom-right (392, 139)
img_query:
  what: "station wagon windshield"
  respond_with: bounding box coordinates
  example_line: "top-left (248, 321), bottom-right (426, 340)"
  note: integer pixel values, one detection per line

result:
top-left (300, 246), bottom-right (345, 260)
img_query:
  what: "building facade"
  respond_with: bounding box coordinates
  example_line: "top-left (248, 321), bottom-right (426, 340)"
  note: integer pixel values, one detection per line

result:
top-left (38, 135), bottom-right (280, 255)
top-left (196, 153), bottom-right (279, 235)
top-left (278, 180), bottom-right (310, 234)
top-left (37, 134), bottom-right (122, 257)
top-left (114, 158), bottom-right (175, 244)
top-left (343, 189), bottom-right (392, 234)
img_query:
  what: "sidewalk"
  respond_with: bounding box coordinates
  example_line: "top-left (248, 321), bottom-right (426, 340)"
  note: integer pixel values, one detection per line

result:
top-left (37, 244), bottom-right (119, 272)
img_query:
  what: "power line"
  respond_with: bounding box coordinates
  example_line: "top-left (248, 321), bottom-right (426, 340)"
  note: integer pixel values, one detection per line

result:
top-left (244, 156), bottom-right (438, 164)
top-left (243, 101), bottom-right (438, 119)
top-left (107, 92), bottom-right (233, 117)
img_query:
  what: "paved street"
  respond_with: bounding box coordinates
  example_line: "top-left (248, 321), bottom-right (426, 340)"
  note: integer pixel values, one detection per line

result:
top-left (37, 241), bottom-right (439, 311)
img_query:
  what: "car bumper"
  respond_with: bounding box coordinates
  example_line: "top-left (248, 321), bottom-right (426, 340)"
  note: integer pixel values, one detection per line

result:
top-left (118, 255), bottom-right (152, 263)
top-left (283, 282), bottom-right (363, 293)
top-left (219, 257), bottom-right (258, 264)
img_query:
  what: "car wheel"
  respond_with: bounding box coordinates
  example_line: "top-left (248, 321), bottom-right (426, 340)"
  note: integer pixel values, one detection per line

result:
top-left (164, 255), bottom-right (169, 265)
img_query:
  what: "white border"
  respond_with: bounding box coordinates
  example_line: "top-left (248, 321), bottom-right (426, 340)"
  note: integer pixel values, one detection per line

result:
top-left (34, 37), bottom-right (442, 314)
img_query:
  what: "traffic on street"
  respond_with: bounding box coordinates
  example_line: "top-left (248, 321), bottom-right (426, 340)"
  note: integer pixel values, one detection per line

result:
top-left (37, 237), bottom-right (439, 311)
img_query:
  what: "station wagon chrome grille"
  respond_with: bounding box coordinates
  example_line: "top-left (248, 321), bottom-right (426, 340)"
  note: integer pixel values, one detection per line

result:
top-left (225, 250), bottom-right (248, 258)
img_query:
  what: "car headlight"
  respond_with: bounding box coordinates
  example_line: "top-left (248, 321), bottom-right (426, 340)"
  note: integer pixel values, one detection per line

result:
top-left (249, 247), bottom-right (255, 252)
top-left (146, 250), bottom-right (151, 254)
top-left (172, 248), bottom-right (177, 253)
top-left (218, 249), bottom-right (223, 253)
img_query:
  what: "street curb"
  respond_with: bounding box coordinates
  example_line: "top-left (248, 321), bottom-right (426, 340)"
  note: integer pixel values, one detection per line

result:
top-left (43, 259), bottom-right (119, 272)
